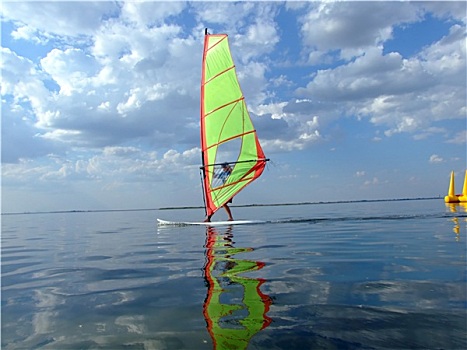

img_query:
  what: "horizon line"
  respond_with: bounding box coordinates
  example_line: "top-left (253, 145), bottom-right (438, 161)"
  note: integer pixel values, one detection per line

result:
top-left (1, 196), bottom-right (442, 215)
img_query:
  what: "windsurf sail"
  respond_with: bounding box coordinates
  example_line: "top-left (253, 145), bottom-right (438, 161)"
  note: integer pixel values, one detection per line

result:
top-left (200, 30), bottom-right (269, 217)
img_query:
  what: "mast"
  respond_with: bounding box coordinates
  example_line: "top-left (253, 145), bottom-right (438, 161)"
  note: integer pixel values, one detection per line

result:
top-left (200, 29), bottom-right (210, 216)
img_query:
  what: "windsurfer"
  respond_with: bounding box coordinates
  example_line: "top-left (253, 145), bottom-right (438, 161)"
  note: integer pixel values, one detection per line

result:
top-left (204, 163), bottom-right (234, 222)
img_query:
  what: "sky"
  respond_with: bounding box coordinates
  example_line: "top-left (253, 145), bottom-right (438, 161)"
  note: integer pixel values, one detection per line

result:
top-left (1, 0), bottom-right (466, 213)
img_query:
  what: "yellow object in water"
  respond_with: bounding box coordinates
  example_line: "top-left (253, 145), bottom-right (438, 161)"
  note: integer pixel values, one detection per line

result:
top-left (458, 170), bottom-right (467, 202)
top-left (444, 171), bottom-right (460, 203)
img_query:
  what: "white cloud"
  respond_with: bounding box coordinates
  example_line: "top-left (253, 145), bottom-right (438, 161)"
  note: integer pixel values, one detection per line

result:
top-left (294, 17), bottom-right (466, 139)
top-left (11, 25), bottom-right (37, 42)
top-left (1, 1), bottom-right (120, 37)
top-left (364, 177), bottom-right (380, 186)
top-left (1, 1), bottom-right (465, 211)
top-left (6, 1), bottom-right (461, 163)
top-left (413, 127), bottom-right (447, 141)
top-left (40, 129), bottom-right (81, 142)
top-left (193, 2), bottom-right (256, 29)
top-left (1, 47), bottom-right (51, 110)
top-left (2, 146), bottom-right (200, 187)
top-left (120, 1), bottom-right (185, 28)
top-left (446, 130), bottom-right (467, 145)
top-left (429, 154), bottom-right (444, 163)
top-left (2, 12), bottom-right (203, 155)
top-left (41, 48), bottom-right (100, 96)
top-left (298, 1), bottom-right (423, 62)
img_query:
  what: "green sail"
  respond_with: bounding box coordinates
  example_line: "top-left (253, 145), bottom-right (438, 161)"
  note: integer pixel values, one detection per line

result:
top-left (200, 32), bottom-right (268, 216)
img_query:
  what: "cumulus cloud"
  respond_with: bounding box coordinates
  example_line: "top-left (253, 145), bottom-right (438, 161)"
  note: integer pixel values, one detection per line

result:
top-left (297, 1), bottom-right (423, 62)
top-left (292, 1), bottom-right (465, 140)
top-left (40, 48), bottom-right (100, 96)
top-left (3, 146), bottom-right (200, 186)
top-left (3, 1), bottom-right (463, 164)
top-left (1, 1), bottom-right (465, 211)
top-left (2, 4), bottom-right (204, 160)
top-left (1, 1), bottom-right (120, 37)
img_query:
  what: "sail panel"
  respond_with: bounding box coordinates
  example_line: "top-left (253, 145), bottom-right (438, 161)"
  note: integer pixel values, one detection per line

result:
top-left (201, 33), bottom-right (267, 217)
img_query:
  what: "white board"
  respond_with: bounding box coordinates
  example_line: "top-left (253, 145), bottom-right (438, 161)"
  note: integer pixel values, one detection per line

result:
top-left (157, 218), bottom-right (266, 226)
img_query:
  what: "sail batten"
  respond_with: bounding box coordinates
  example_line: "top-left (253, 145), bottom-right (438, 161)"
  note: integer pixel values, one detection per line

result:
top-left (204, 130), bottom-right (258, 152)
top-left (201, 31), bottom-right (268, 217)
top-left (205, 97), bottom-right (243, 117)
top-left (204, 65), bottom-right (236, 85)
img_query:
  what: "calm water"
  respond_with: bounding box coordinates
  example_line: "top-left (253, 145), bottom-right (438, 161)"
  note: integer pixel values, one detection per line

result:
top-left (2, 199), bottom-right (466, 349)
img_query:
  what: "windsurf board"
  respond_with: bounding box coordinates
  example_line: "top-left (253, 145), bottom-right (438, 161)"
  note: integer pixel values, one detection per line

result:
top-left (157, 219), bottom-right (265, 226)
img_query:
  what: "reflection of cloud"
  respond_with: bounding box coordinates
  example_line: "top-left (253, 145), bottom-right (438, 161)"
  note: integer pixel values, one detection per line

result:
top-left (111, 291), bottom-right (135, 306)
top-left (14, 288), bottom-right (64, 348)
top-left (266, 263), bottom-right (330, 306)
top-left (32, 311), bottom-right (58, 335)
top-left (34, 287), bottom-right (64, 307)
top-left (353, 280), bottom-right (465, 309)
top-left (115, 315), bottom-right (146, 334)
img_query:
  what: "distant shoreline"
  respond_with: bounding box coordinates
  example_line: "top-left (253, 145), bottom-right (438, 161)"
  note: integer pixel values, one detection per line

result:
top-left (1, 197), bottom-right (441, 215)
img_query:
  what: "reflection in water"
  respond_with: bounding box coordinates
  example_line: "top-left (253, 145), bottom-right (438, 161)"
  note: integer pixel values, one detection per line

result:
top-left (446, 203), bottom-right (467, 240)
top-left (203, 226), bottom-right (272, 350)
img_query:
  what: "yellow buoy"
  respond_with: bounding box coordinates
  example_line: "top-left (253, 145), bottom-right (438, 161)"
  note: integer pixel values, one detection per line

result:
top-left (458, 170), bottom-right (467, 202)
top-left (444, 171), bottom-right (460, 203)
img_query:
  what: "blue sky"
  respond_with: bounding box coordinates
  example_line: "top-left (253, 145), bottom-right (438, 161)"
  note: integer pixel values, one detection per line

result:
top-left (1, 1), bottom-right (466, 213)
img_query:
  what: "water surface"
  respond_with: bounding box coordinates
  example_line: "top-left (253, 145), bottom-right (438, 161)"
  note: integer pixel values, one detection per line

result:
top-left (2, 199), bottom-right (466, 349)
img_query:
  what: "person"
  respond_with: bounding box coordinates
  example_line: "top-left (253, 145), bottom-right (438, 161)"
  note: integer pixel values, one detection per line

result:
top-left (204, 163), bottom-right (234, 222)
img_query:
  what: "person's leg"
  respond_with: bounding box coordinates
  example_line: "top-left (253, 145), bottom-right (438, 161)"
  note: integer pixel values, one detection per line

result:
top-left (223, 204), bottom-right (234, 221)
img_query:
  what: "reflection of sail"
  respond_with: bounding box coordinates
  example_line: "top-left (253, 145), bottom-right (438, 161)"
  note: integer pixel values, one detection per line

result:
top-left (203, 227), bottom-right (271, 349)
